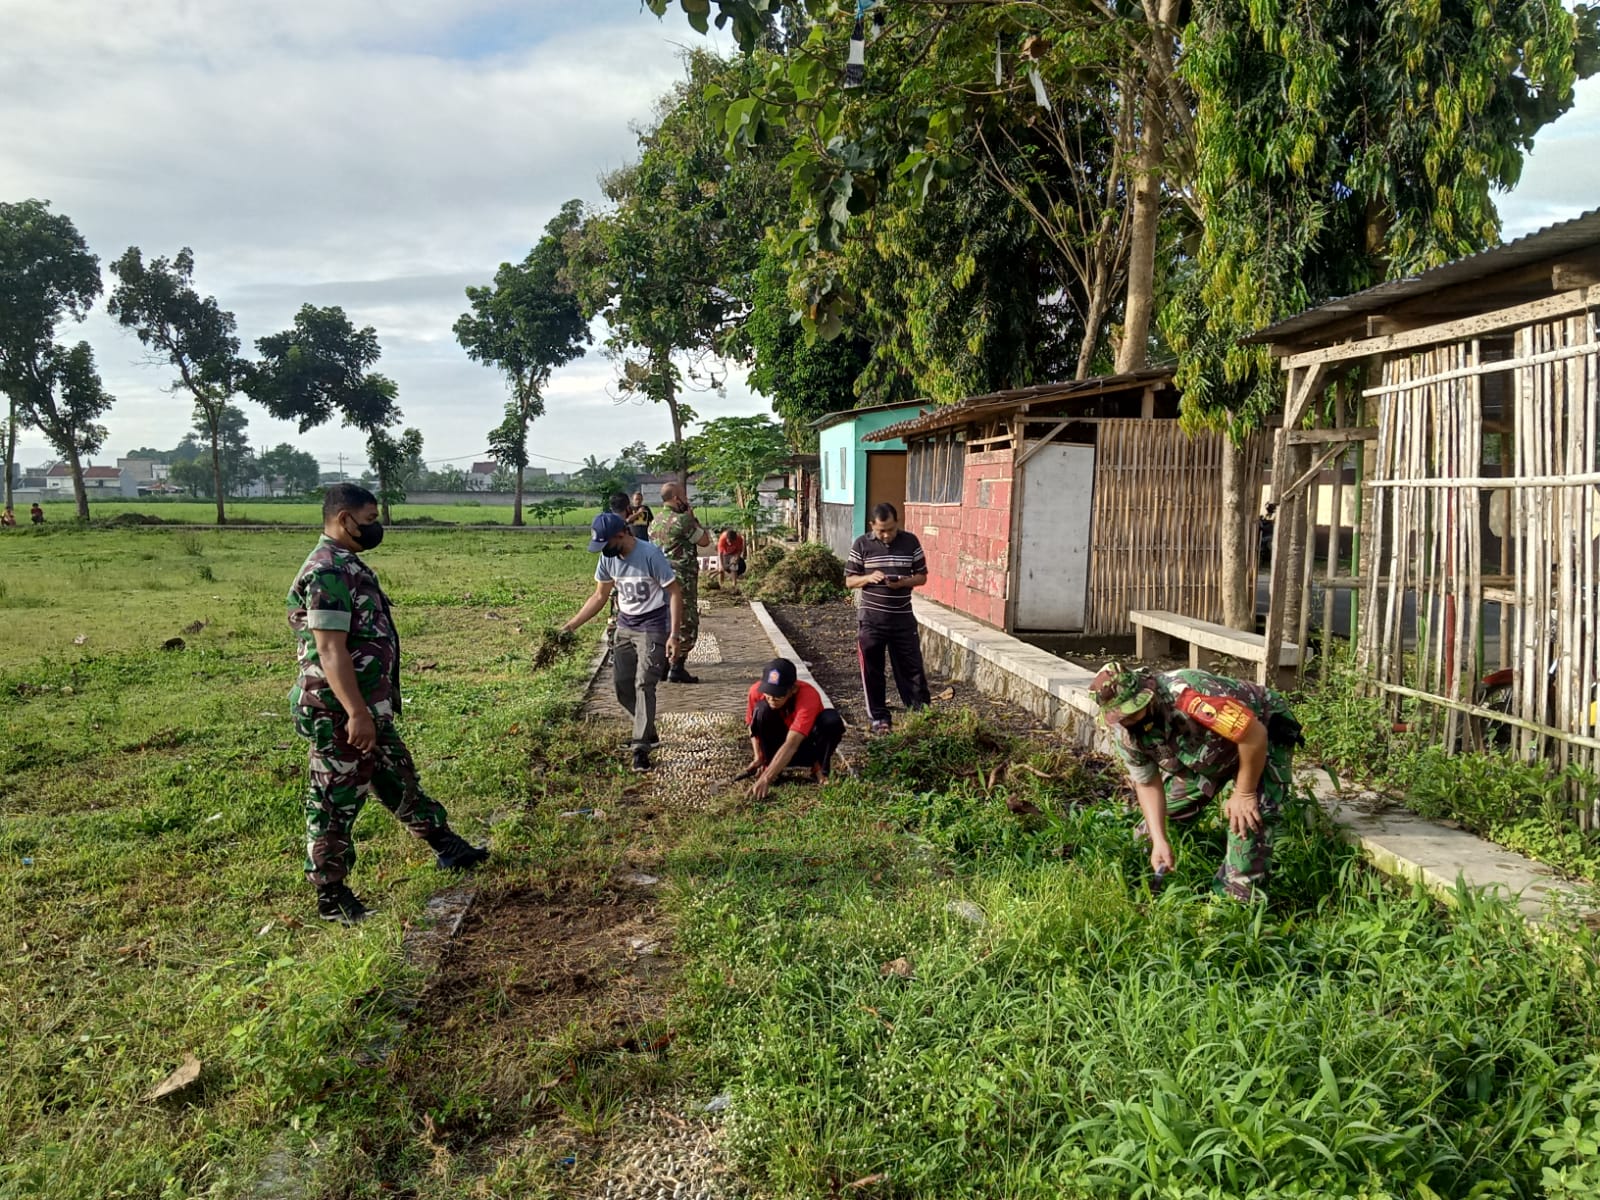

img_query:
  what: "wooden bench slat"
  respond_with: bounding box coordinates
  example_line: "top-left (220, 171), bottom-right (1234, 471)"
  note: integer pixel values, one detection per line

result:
top-left (1128, 608), bottom-right (1304, 668)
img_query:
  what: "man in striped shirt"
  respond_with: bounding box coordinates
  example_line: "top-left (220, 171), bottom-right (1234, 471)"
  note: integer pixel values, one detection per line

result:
top-left (845, 502), bottom-right (932, 733)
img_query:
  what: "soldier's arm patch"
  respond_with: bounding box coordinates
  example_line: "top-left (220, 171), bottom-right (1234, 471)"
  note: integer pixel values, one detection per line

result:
top-left (303, 567), bottom-right (354, 631)
top-left (1176, 690), bottom-right (1257, 743)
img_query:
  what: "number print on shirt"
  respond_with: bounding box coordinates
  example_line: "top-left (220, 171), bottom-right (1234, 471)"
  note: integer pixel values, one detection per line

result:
top-left (617, 580), bottom-right (654, 603)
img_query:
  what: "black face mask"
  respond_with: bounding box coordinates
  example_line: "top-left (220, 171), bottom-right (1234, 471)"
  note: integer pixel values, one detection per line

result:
top-left (601, 542), bottom-right (624, 558)
top-left (347, 517), bottom-right (384, 551)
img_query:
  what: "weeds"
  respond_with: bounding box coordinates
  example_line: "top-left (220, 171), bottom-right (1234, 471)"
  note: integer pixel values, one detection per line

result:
top-left (669, 717), bottom-right (1600, 1198)
top-left (176, 532), bottom-right (204, 556)
top-left (1296, 649), bottom-right (1600, 878)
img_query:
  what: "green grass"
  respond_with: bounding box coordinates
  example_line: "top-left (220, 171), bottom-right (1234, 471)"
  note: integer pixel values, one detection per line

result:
top-left (0, 528), bottom-right (612, 1198)
top-left (18, 497), bottom-right (746, 528)
top-left (664, 710), bottom-right (1600, 1199)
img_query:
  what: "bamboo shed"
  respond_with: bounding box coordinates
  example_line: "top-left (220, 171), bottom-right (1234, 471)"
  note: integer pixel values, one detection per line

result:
top-left (1249, 207), bottom-right (1600, 815)
top-left (863, 369), bottom-right (1256, 635)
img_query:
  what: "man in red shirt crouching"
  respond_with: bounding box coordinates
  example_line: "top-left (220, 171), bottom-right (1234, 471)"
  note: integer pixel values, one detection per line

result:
top-left (744, 657), bottom-right (846, 799)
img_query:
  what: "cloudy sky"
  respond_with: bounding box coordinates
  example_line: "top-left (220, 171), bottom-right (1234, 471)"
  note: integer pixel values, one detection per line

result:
top-left (4, 2), bottom-right (1599, 476)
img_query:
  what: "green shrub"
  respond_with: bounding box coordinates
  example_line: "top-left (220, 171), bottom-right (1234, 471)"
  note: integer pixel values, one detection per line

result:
top-left (752, 542), bottom-right (846, 605)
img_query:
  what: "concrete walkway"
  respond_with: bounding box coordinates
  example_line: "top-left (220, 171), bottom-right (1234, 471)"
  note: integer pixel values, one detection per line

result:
top-left (912, 594), bottom-right (1598, 927)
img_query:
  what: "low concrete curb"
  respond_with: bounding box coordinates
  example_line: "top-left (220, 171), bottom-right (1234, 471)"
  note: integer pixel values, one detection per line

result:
top-left (912, 595), bottom-right (1109, 751)
top-left (1298, 767), bottom-right (1596, 926)
top-left (911, 594), bottom-right (1598, 928)
top-left (747, 601), bottom-right (834, 709)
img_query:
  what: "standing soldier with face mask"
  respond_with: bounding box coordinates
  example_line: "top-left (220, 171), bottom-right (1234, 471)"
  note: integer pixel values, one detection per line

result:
top-left (287, 484), bottom-right (488, 925)
top-left (653, 481), bottom-right (710, 683)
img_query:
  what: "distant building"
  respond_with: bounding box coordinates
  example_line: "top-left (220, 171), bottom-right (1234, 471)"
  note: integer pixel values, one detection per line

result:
top-left (466, 461), bottom-right (498, 492)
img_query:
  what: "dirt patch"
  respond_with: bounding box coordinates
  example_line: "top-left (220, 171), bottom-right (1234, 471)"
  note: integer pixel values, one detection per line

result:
top-left (420, 878), bottom-right (670, 1037)
top-left (766, 599), bottom-right (1049, 745)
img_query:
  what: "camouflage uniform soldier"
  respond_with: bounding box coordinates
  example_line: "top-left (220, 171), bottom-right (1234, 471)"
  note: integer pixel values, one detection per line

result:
top-left (1091, 663), bottom-right (1304, 901)
top-left (653, 481), bottom-right (711, 683)
top-left (287, 484), bottom-right (488, 924)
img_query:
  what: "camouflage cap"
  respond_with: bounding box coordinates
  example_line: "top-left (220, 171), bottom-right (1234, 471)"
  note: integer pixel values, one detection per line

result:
top-left (1089, 661), bottom-right (1157, 725)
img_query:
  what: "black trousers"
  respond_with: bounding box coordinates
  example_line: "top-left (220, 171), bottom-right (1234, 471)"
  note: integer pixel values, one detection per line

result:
top-left (750, 702), bottom-right (845, 775)
top-left (857, 620), bottom-right (930, 723)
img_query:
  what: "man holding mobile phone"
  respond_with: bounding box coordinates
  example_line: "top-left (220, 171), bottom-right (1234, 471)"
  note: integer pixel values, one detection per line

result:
top-left (845, 502), bottom-right (932, 733)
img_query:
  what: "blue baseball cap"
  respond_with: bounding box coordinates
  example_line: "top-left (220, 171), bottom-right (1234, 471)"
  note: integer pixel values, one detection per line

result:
top-left (587, 511), bottom-right (629, 552)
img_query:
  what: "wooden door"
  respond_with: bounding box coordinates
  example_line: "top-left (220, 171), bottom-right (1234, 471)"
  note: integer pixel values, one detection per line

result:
top-left (865, 450), bottom-right (907, 523)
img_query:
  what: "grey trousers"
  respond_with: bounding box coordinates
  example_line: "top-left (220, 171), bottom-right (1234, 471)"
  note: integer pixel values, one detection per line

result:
top-left (613, 626), bottom-right (667, 746)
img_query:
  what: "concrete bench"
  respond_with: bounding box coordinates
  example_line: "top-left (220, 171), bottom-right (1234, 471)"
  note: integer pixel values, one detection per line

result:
top-left (1128, 609), bottom-right (1306, 687)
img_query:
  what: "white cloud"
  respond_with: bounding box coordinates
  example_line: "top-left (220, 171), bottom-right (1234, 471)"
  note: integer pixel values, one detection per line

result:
top-left (1499, 75), bottom-right (1600, 238)
top-left (3, 0), bottom-right (762, 472)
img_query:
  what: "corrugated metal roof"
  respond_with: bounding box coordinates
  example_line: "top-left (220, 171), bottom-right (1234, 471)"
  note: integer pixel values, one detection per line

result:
top-left (1245, 207), bottom-right (1600, 347)
top-left (810, 399), bottom-right (931, 432)
top-left (864, 367), bottom-right (1176, 442)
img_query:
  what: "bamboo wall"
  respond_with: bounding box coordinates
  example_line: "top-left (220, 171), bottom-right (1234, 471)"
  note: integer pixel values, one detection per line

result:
top-left (1353, 313), bottom-right (1600, 818)
top-left (1085, 419), bottom-right (1241, 635)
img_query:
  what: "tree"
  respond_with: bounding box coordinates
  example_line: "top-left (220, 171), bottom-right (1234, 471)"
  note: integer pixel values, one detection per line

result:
top-left (257, 443), bottom-right (321, 495)
top-left (365, 427), bottom-right (424, 522)
top-left (428, 464), bottom-right (468, 493)
top-left (186, 403), bottom-right (255, 498)
top-left (107, 247), bottom-right (247, 525)
top-left (22, 342), bottom-right (114, 520)
top-left (455, 201), bottom-right (591, 526)
top-left (567, 51), bottom-right (781, 485)
top-left (249, 304), bottom-right (404, 513)
top-left (691, 414), bottom-right (790, 541)
top-left (0, 200), bottom-right (101, 514)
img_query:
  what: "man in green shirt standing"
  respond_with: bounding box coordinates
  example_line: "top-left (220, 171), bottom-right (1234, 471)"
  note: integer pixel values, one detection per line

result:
top-left (287, 484), bottom-right (488, 925)
top-left (652, 481), bottom-right (710, 683)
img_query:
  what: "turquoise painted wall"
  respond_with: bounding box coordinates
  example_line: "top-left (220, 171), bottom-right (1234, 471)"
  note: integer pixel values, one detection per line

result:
top-left (818, 405), bottom-right (921, 532)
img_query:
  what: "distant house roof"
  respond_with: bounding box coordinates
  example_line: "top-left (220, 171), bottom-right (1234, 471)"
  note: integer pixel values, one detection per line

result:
top-left (470, 461), bottom-right (497, 474)
top-left (811, 400), bottom-right (931, 433)
top-left (84, 466), bottom-right (122, 479)
top-left (46, 463), bottom-right (71, 476)
top-left (1246, 206), bottom-right (1600, 349)
top-left (865, 367), bottom-right (1178, 443)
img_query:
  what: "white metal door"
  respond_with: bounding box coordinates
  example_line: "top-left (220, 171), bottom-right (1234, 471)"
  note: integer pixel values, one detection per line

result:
top-left (1013, 442), bottom-right (1095, 630)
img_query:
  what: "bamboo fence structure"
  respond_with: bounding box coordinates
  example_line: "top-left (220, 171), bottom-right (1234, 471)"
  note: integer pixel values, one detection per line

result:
top-left (1085, 419), bottom-right (1255, 635)
top-left (1270, 307), bottom-right (1600, 823)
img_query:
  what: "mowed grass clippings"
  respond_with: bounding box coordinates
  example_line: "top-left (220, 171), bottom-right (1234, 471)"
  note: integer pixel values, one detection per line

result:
top-left (0, 528), bottom-right (608, 1198)
top-left (665, 709), bottom-right (1600, 1200)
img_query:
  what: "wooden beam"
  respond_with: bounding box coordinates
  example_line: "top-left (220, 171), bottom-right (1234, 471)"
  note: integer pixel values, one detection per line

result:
top-left (1015, 419), bottom-right (1073, 468)
top-left (1365, 315), bottom-right (1427, 338)
top-left (1287, 427), bottom-right (1379, 445)
top-left (1553, 262), bottom-right (1600, 290)
top-left (1279, 444), bottom-right (1345, 502)
top-left (1277, 285), bottom-right (1600, 370)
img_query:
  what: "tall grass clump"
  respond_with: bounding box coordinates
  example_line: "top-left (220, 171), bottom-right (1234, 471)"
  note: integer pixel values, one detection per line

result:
top-left (672, 707), bottom-right (1600, 1199)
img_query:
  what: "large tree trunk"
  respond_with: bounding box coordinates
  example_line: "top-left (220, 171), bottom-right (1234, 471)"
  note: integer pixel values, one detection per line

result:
top-left (209, 414), bottom-right (225, 526)
top-left (513, 463), bottom-right (525, 527)
top-left (1116, 0), bottom-right (1180, 375)
top-left (662, 351), bottom-right (687, 489)
top-left (2, 400), bottom-right (16, 513)
top-left (66, 443), bottom-right (89, 521)
top-left (1220, 436), bottom-right (1256, 630)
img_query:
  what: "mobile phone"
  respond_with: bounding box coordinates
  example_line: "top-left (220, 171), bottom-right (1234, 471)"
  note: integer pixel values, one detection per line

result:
top-left (884, 574), bottom-right (902, 583)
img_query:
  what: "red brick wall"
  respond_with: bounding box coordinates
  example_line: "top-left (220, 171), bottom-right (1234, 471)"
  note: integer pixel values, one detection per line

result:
top-left (905, 448), bottom-right (1013, 629)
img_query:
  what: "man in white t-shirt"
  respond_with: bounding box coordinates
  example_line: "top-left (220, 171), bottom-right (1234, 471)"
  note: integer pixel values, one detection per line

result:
top-left (561, 513), bottom-right (684, 771)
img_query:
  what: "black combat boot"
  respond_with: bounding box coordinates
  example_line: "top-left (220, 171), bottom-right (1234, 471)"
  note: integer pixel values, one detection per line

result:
top-left (427, 828), bottom-right (490, 871)
top-left (667, 664), bottom-right (699, 684)
top-left (317, 883), bottom-right (371, 925)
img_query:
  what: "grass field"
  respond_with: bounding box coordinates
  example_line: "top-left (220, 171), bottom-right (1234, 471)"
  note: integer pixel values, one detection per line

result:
top-left (16, 498), bottom-right (743, 528)
top-left (8, 530), bottom-right (1600, 1198)
top-left (0, 527), bottom-right (614, 1197)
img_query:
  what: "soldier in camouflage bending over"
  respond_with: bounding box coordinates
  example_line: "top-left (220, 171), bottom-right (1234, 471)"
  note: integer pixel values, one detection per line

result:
top-left (287, 484), bottom-right (488, 924)
top-left (1091, 663), bottom-right (1304, 901)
